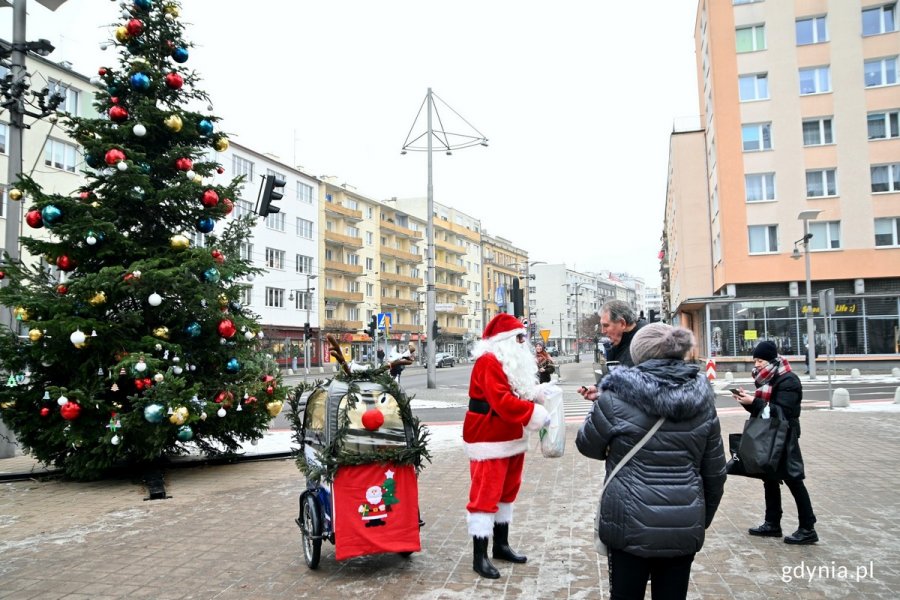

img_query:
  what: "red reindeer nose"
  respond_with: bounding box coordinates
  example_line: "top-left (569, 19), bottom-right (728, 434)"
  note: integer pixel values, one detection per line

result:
top-left (361, 408), bottom-right (385, 431)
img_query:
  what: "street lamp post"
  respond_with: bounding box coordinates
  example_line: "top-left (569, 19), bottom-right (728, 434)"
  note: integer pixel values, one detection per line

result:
top-left (563, 282), bottom-right (590, 363)
top-left (792, 209), bottom-right (822, 380)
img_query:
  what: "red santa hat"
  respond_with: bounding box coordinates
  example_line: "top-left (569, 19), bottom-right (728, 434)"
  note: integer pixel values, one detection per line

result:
top-left (482, 313), bottom-right (526, 342)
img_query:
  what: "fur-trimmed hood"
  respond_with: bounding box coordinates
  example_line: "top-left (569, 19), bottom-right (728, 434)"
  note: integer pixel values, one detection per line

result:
top-left (600, 358), bottom-right (714, 421)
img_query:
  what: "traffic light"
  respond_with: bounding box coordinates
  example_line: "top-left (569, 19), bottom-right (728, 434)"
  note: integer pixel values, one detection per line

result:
top-left (368, 316), bottom-right (377, 339)
top-left (431, 319), bottom-right (441, 339)
top-left (258, 174), bottom-right (285, 217)
top-left (304, 322), bottom-right (312, 339)
top-left (512, 278), bottom-right (523, 318)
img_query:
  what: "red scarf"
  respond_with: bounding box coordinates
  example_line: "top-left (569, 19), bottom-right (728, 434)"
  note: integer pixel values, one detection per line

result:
top-left (535, 349), bottom-right (552, 368)
top-left (752, 356), bottom-right (792, 404)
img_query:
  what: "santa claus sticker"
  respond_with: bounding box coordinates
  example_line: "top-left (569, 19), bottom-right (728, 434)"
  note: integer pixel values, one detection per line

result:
top-left (358, 469), bottom-right (399, 527)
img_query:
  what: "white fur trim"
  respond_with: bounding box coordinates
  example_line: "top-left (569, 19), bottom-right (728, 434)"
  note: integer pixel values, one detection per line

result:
top-left (464, 437), bottom-right (528, 460)
top-left (468, 512), bottom-right (495, 538)
top-left (526, 403), bottom-right (549, 431)
top-left (496, 502), bottom-right (514, 525)
top-left (489, 327), bottom-right (527, 343)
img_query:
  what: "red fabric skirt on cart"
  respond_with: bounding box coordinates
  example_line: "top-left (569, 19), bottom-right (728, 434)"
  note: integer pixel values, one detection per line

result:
top-left (333, 462), bottom-right (420, 560)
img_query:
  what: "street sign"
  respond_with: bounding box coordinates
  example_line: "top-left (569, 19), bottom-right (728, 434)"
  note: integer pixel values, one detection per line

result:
top-left (377, 313), bottom-right (392, 330)
top-left (540, 329), bottom-right (551, 343)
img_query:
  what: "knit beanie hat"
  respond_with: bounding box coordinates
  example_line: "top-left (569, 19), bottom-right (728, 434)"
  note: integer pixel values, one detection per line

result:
top-left (630, 323), bottom-right (695, 365)
top-left (752, 340), bottom-right (778, 362)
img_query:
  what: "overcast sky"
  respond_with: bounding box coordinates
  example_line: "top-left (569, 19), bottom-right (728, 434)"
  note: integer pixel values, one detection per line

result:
top-left (15, 0), bottom-right (701, 287)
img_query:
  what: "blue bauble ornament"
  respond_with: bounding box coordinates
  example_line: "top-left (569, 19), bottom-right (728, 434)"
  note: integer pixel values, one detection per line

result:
top-left (41, 205), bottom-right (62, 225)
top-left (228, 300), bottom-right (242, 312)
top-left (107, 84), bottom-right (120, 96)
top-left (203, 268), bottom-right (220, 283)
top-left (196, 217), bottom-right (215, 233)
top-left (197, 119), bottom-right (214, 136)
top-left (225, 358), bottom-right (240, 373)
top-left (134, 0), bottom-right (152, 10)
top-left (177, 425), bottom-right (194, 442)
top-left (184, 322), bottom-right (202, 337)
top-left (129, 72), bottom-right (151, 91)
top-left (143, 403), bottom-right (165, 423)
top-left (172, 47), bottom-right (189, 63)
top-left (138, 162), bottom-right (152, 174)
top-left (85, 154), bottom-right (100, 168)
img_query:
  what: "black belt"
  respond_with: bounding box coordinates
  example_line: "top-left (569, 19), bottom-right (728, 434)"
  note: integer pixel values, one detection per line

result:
top-left (468, 398), bottom-right (496, 416)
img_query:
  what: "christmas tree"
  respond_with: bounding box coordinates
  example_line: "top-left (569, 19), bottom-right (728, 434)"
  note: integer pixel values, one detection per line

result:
top-left (0, 0), bottom-right (286, 480)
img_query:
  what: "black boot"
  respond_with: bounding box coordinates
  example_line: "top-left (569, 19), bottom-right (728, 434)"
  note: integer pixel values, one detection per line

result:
top-left (784, 528), bottom-right (818, 545)
top-left (473, 536), bottom-right (500, 579)
top-left (492, 522), bottom-right (527, 563)
top-left (748, 521), bottom-right (782, 537)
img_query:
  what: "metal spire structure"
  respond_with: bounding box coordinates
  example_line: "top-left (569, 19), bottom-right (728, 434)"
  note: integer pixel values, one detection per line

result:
top-left (401, 88), bottom-right (487, 389)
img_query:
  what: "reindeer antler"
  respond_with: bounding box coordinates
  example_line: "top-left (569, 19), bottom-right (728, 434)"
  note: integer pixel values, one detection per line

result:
top-left (325, 334), bottom-right (352, 376)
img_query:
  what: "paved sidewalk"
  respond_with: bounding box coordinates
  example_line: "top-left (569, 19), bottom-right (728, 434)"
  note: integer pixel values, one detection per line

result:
top-left (2, 399), bottom-right (900, 599)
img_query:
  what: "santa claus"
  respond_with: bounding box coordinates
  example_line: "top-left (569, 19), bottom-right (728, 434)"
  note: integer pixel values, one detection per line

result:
top-left (464, 313), bottom-right (549, 579)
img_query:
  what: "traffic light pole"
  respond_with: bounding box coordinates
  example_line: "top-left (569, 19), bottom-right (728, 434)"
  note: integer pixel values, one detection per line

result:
top-left (425, 90), bottom-right (437, 389)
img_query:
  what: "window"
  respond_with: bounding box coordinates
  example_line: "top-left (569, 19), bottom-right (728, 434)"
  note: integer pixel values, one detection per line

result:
top-left (874, 217), bottom-right (900, 246)
top-left (265, 248), bottom-right (285, 269)
top-left (796, 16), bottom-right (828, 45)
top-left (345, 226), bottom-right (359, 237)
top-left (365, 257), bottom-right (374, 270)
top-left (871, 163), bottom-right (900, 192)
top-left (238, 286), bottom-right (252, 306)
top-left (233, 155), bottom-right (254, 180)
top-left (736, 25), bottom-right (766, 52)
top-left (0, 122), bottom-right (6, 153)
top-left (295, 254), bottom-right (313, 274)
top-left (745, 173), bottom-right (776, 202)
top-left (240, 242), bottom-right (254, 262)
top-left (733, 0), bottom-right (762, 4)
top-left (345, 198), bottom-right (359, 210)
top-left (739, 73), bottom-right (769, 101)
top-left (296, 217), bottom-right (313, 238)
top-left (48, 79), bottom-right (79, 115)
top-left (862, 3), bottom-right (897, 36)
top-left (297, 182), bottom-right (314, 204)
top-left (802, 117), bottom-right (833, 145)
top-left (265, 212), bottom-right (285, 231)
top-left (366, 206), bottom-right (374, 219)
top-left (233, 199), bottom-right (253, 218)
top-left (265, 287), bottom-right (285, 308)
top-left (809, 221), bottom-right (841, 250)
top-left (366, 283), bottom-right (374, 297)
top-left (294, 291), bottom-right (312, 311)
top-left (806, 169), bottom-right (837, 197)
top-left (742, 123), bottom-right (772, 151)
top-left (748, 225), bottom-right (779, 253)
top-left (799, 66), bottom-right (831, 94)
top-left (44, 138), bottom-right (79, 172)
top-left (868, 110), bottom-right (900, 139)
top-left (0, 185), bottom-right (8, 218)
top-left (365, 231), bottom-right (374, 246)
top-left (864, 57), bottom-right (898, 87)
top-left (347, 254), bottom-right (360, 266)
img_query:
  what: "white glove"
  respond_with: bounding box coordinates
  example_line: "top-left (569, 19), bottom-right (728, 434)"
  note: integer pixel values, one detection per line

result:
top-left (543, 415), bottom-right (552, 428)
top-left (532, 388), bottom-right (546, 405)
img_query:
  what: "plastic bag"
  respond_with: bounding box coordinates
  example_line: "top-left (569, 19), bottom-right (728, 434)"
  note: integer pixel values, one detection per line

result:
top-left (538, 384), bottom-right (565, 458)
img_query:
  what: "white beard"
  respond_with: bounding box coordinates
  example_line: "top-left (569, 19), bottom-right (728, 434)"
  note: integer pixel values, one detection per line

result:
top-left (472, 335), bottom-right (539, 400)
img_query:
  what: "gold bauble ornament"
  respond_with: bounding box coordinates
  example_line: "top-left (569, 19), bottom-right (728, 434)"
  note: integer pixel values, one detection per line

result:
top-left (170, 234), bottom-right (190, 250)
top-left (74, 342), bottom-right (86, 349)
top-left (266, 400), bottom-right (284, 417)
top-left (218, 293), bottom-right (229, 307)
top-left (91, 201), bottom-right (101, 209)
top-left (89, 291), bottom-right (107, 306)
top-left (213, 137), bottom-right (229, 152)
top-left (192, 175), bottom-right (203, 184)
top-left (152, 326), bottom-right (170, 339)
top-left (169, 406), bottom-right (189, 425)
top-left (164, 114), bottom-right (183, 132)
top-left (0, 401), bottom-right (14, 409)
top-left (8, 188), bottom-right (23, 202)
top-left (13, 307), bottom-right (29, 321)
top-left (28, 329), bottom-right (43, 342)
top-left (164, 3), bottom-right (180, 17)
top-left (115, 26), bottom-right (129, 43)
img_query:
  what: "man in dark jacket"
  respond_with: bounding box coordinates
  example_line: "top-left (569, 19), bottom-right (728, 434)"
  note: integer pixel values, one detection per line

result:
top-left (577, 323), bottom-right (726, 600)
top-left (578, 299), bottom-right (646, 401)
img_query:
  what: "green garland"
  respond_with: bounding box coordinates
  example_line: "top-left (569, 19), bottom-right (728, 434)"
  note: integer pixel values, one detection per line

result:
top-left (288, 366), bottom-right (431, 483)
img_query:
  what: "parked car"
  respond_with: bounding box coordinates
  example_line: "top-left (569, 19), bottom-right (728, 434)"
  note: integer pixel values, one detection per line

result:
top-left (424, 352), bottom-right (455, 368)
top-left (545, 345), bottom-right (559, 357)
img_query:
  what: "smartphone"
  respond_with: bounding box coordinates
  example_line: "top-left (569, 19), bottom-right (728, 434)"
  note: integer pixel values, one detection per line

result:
top-left (730, 388), bottom-right (742, 395)
top-left (578, 386), bottom-right (588, 394)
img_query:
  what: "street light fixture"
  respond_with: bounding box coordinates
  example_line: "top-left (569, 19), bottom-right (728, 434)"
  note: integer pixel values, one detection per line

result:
top-left (791, 209), bottom-right (822, 379)
top-left (289, 275), bottom-right (317, 376)
top-left (563, 282), bottom-right (590, 362)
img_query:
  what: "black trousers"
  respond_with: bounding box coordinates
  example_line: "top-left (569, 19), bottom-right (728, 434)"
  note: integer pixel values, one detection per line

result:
top-left (608, 549), bottom-right (695, 600)
top-left (764, 477), bottom-right (817, 529)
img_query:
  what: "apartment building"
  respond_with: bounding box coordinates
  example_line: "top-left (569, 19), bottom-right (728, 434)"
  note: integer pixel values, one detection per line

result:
top-left (663, 0), bottom-right (900, 367)
top-left (482, 231), bottom-right (529, 325)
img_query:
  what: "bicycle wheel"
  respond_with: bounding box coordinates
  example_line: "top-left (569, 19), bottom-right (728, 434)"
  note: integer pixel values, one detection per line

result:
top-left (299, 493), bottom-right (322, 569)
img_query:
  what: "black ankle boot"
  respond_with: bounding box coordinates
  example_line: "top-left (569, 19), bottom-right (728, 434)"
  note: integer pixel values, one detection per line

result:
top-left (492, 523), bottom-right (527, 563)
top-left (473, 536), bottom-right (500, 579)
top-left (784, 527), bottom-right (818, 545)
top-left (748, 521), bottom-right (782, 537)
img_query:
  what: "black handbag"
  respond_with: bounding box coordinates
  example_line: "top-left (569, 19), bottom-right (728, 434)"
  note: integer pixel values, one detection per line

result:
top-left (737, 405), bottom-right (789, 476)
top-left (725, 433), bottom-right (764, 479)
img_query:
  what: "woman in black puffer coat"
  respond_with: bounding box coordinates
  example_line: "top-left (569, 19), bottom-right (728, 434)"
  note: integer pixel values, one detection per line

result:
top-left (577, 323), bottom-right (726, 600)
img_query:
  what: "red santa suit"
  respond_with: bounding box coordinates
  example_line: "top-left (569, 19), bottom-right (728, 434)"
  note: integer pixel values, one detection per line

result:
top-left (464, 313), bottom-right (548, 538)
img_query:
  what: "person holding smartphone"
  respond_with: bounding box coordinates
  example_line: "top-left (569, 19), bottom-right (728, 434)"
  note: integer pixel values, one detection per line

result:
top-left (578, 300), bottom-right (645, 401)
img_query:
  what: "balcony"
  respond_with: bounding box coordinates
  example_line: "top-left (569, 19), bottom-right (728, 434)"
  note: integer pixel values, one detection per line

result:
top-left (324, 202), bottom-right (363, 222)
top-left (435, 259), bottom-right (466, 274)
top-left (323, 289), bottom-right (364, 303)
top-left (436, 281), bottom-right (467, 295)
top-left (325, 260), bottom-right (364, 276)
top-left (324, 319), bottom-right (363, 331)
top-left (435, 238), bottom-right (465, 255)
top-left (436, 303), bottom-right (470, 315)
top-left (391, 323), bottom-right (423, 334)
top-left (448, 221), bottom-right (481, 242)
top-left (380, 219), bottom-right (424, 240)
top-left (324, 230), bottom-right (363, 249)
top-left (442, 326), bottom-right (468, 336)
top-left (380, 297), bottom-right (419, 310)
top-left (381, 246), bottom-right (421, 264)
top-left (380, 272), bottom-right (423, 287)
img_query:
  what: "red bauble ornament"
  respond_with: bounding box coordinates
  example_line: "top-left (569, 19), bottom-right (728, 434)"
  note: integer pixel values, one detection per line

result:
top-left (134, 378), bottom-right (144, 390)
top-left (361, 408), bottom-right (385, 431)
top-left (201, 189), bottom-right (219, 207)
top-left (105, 148), bottom-right (126, 165)
top-left (217, 318), bottom-right (236, 338)
top-left (79, 191), bottom-right (91, 201)
top-left (222, 198), bottom-right (234, 215)
top-left (211, 249), bottom-right (225, 264)
top-left (40, 407), bottom-right (50, 417)
top-left (216, 166), bottom-right (225, 174)
top-left (60, 401), bottom-right (81, 420)
top-left (174, 157), bottom-right (193, 171)
top-left (0, 271), bottom-right (5, 280)
top-left (245, 396), bottom-right (257, 405)
top-left (108, 105), bottom-right (129, 122)
top-left (98, 67), bottom-right (107, 76)
top-left (266, 385), bottom-right (275, 396)
top-left (126, 18), bottom-right (144, 36)
top-left (261, 374), bottom-right (275, 383)
top-left (26, 210), bottom-right (43, 229)
top-left (164, 72), bottom-right (184, 90)
top-left (56, 255), bottom-right (76, 271)
top-left (56, 284), bottom-right (68, 295)
top-left (214, 390), bottom-right (234, 407)
top-left (110, 96), bottom-right (119, 105)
